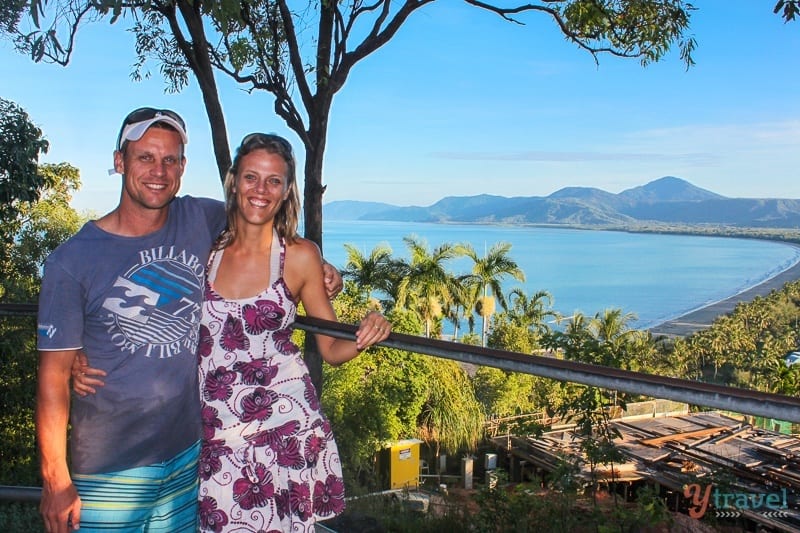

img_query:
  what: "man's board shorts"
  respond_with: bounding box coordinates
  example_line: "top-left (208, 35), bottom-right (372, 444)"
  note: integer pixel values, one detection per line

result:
top-left (71, 440), bottom-right (200, 532)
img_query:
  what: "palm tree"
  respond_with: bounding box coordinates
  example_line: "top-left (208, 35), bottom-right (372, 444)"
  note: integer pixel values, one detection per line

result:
top-left (396, 236), bottom-right (461, 338)
top-left (443, 274), bottom-right (478, 340)
top-left (588, 308), bottom-right (641, 370)
top-left (549, 311), bottom-right (593, 362)
top-left (508, 288), bottom-right (556, 337)
top-left (341, 243), bottom-right (394, 302)
top-left (591, 309), bottom-right (637, 345)
top-left (459, 242), bottom-right (525, 346)
top-left (381, 257), bottom-right (412, 311)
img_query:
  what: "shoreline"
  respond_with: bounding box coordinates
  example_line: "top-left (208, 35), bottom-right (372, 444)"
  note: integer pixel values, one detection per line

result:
top-left (325, 220), bottom-right (800, 338)
top-left (648, 250), bottom-right (800, 337)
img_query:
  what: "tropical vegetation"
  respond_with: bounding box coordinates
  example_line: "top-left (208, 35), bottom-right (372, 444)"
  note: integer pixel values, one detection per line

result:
top-left (0, 98), bottom-right (86, 531)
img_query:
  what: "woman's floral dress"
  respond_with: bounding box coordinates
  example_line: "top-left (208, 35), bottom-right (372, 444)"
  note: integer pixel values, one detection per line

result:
top-left (197, 236), bottom-right (345, 532)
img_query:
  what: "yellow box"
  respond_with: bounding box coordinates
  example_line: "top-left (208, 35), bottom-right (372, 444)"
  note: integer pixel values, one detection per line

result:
top-left (380, 439), bottom-right (423, 489)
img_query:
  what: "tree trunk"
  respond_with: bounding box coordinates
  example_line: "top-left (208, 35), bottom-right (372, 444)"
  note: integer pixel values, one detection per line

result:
top-left (175, 1), bottom-right (231, 182)
top-left (201, 87), bottom-right (232, 183)
top-left (303, 140), bottom-right (325, 249)
top-left (300, 117), bottom-right (329, 395)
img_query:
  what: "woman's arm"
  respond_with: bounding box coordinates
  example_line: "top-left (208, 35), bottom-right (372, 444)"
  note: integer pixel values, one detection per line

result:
top-left (289, 239), bottom-right (391, 365)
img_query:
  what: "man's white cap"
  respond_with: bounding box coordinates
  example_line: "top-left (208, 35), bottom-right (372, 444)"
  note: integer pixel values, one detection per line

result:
top-left (110, 107), bottom-right (189, 175)
top-left (116, 109), bottom-right (188, 151)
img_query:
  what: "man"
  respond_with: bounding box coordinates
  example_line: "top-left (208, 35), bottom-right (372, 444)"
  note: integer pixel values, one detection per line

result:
top-left (36, 107), bottom-right (342, 533)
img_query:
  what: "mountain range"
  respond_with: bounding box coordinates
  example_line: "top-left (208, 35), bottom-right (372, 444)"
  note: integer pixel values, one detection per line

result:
top-left (323, 177), bottom-right (800, 228)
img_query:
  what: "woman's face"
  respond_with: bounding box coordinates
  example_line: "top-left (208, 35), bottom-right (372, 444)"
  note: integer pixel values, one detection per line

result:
top-left (233, 148), bottom-right (290, 227)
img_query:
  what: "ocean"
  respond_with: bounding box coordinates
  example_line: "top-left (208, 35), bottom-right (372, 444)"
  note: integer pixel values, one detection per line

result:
top-left (315, 221), bottom-right (800, 330)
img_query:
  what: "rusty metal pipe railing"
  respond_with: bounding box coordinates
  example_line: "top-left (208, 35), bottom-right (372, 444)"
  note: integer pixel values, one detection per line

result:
top-left (0, 486), bottom-right (41, 502)
top-left (295, 315), bottom-right (800, 423)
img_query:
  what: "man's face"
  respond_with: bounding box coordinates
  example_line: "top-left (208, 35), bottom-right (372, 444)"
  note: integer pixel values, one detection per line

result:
top-left (114, 126), bottom-right (186, 211)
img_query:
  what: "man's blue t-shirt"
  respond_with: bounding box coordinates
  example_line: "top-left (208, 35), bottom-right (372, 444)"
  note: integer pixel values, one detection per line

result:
top-left (37, 196), bottom-right (225, 475)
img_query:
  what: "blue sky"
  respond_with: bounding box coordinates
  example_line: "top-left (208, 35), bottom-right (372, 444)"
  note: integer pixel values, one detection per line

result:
top-left (1, 2), bottom-right (798, 215)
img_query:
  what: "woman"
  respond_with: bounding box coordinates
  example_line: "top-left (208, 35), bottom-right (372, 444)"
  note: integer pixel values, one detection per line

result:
top-left (76, 133), bottom-right (391, 532)
top-left (195, 133), bottom-right (391, 531)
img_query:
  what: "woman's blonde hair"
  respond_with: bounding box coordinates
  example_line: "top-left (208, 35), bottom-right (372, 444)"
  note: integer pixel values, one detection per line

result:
top-left (215, 133), bottom-right (300, 249)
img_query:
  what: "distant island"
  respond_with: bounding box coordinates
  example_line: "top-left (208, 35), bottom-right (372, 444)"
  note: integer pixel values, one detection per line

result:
top-left (323, 176), bottom-right (800, 231)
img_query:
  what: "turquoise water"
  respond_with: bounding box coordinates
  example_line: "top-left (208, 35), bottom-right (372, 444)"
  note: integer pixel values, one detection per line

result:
top-left (317, 221), bottom-right (800, 330)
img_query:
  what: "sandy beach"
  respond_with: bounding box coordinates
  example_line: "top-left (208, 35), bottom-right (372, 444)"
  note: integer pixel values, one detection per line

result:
top-left (648, 254), bottom-right (800, 337)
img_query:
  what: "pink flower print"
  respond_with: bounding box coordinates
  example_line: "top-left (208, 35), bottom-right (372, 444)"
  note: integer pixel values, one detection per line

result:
top-left (304, 433), bottom-right (326, 467)
top-left (240, 387), bottom-right (279, 423)
top-left (199, 439), bottom-right (231, 481)
top-left (289, 480), bottom-right (313, 522)
top-left (242, 299), bottom-right (284, 335)
top-left (233, 463), bottom-right (274, 510)
top-left (302, 374), bottom-right (320, 411)
top-left (199, 495), bottom-right (229, 532)
top-left (220, 314), bottom-right (250, 352)
top-left (198, 324), bottom-right (213, 359)
top-left (201, 404), bottom-right (223, 440)
top-left (273, 328), bottom-right (298, 355)
top-left (204, 366), bottom-right (237, 402)
top-left (313, 474), bottom-right (346, 517)
top-left (245, 420), bottom-right (300, 448)
top-left (275, 489), bottom-right (290, 520)
top-left (321, 418), bottom-right (334, 440)
top-left (273, 436), bottom-right (304, 470)
top-left (234, 359), bottom-right (278, 386)
top-left (309, 418), bottom-right (333, 440)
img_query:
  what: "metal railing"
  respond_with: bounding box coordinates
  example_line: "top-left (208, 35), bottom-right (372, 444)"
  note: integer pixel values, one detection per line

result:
top-left (296, 315), bottom-right (800, 423)
top-left (5, 304), bottom-right (800, 505)
top-left (0, 486), bottom-right (41, 502)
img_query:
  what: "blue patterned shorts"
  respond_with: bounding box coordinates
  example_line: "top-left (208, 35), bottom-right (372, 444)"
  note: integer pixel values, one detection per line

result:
top-left (72, 441), bottom-right (200, 532)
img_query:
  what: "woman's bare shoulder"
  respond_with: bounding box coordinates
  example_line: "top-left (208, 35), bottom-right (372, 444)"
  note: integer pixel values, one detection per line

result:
top-left (285, 237), bottom-right (322, 262)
